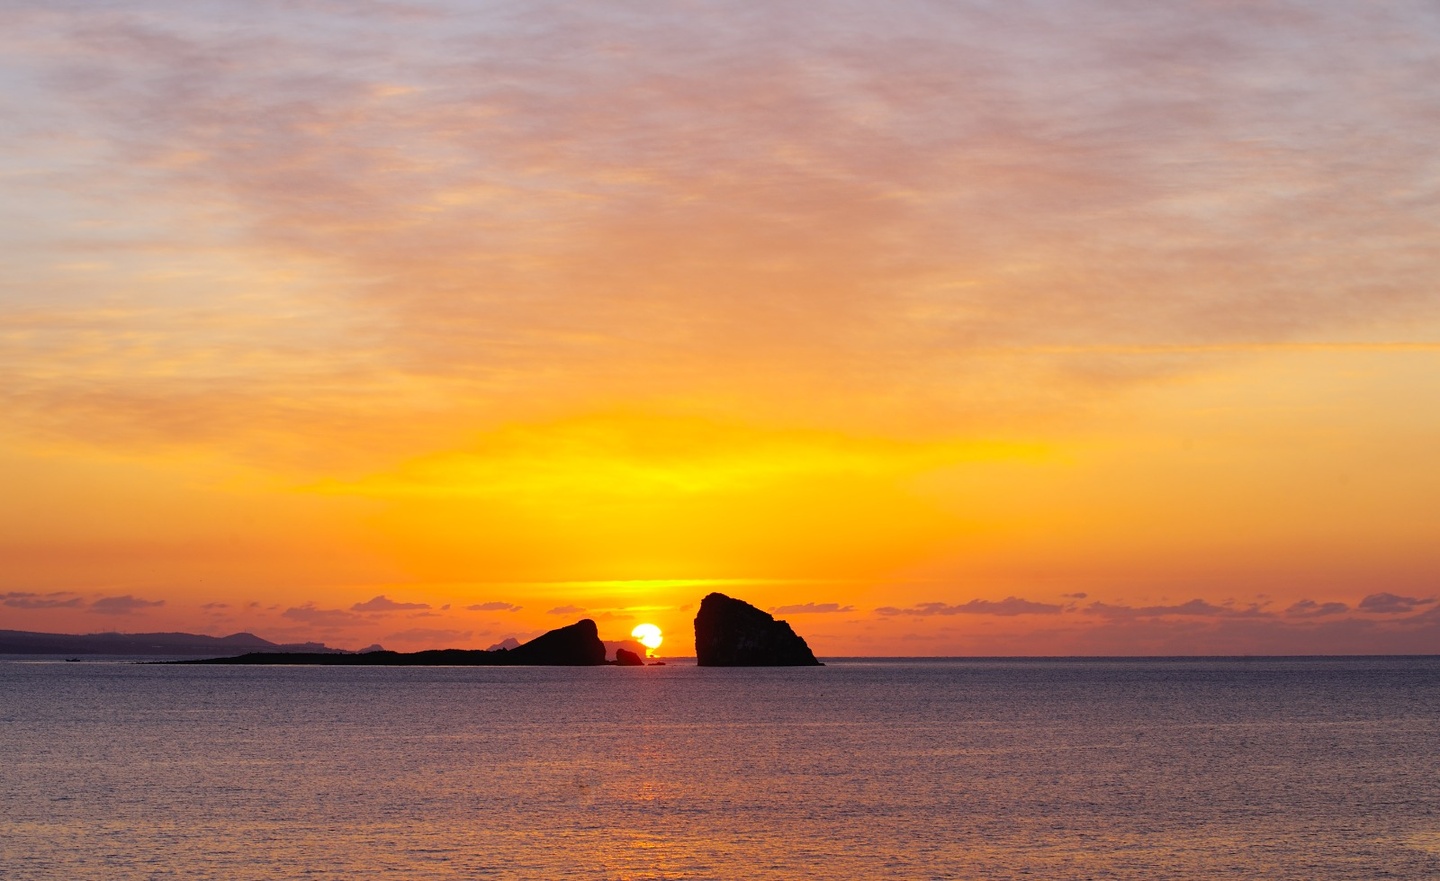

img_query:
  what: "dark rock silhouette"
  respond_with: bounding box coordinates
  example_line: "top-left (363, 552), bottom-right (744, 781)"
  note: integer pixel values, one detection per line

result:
top-left (613, 648), bottom-right (645, 666)
top-left (505, 619), bottom-right (607, 665)
top-left (603, 638), bottom-right (649, 662)
top-left (693, 593), bottom-right (823, 666)
top-left (181, 619), bottom-right (607, 666)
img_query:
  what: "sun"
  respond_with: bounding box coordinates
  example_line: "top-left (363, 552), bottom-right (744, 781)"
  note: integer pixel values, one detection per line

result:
top-left (631, 623), bottom-right (663, 654)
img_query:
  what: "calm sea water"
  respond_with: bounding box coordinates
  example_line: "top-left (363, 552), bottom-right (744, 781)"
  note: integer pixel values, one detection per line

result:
top-left (2, 657), bottom-right (1438, 880)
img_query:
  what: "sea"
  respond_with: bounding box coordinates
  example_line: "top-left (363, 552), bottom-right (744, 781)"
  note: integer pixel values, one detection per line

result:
top-left (2, 656), bottom-right (1438, 880)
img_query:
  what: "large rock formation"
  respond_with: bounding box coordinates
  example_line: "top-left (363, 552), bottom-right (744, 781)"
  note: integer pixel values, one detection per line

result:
top-left (693, 593), bottom-right (823, 666)
top-left (503, 618), bottom-right (607, 665)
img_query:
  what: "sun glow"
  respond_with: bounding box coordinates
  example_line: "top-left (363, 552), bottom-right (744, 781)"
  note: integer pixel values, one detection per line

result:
top-left (631, 623), bottom-right (663, 654)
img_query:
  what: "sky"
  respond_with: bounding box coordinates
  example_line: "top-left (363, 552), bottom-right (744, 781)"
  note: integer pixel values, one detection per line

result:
top-left (2, 0), bottom-right (1438, 655)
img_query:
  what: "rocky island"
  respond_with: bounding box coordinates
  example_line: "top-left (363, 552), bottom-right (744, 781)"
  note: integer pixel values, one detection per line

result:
top-left (693, 592), bottom-right (823, 666)
top-left (180, 619), bottom-right (608, 666)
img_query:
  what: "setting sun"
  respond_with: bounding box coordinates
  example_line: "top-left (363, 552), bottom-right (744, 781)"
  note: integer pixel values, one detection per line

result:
top-left (631, 623), bottom-right (663, 654)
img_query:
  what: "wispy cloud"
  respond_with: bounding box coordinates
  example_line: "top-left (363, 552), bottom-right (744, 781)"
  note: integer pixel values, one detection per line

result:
top-left (1357, 593), bottom-right (1436, 615)
top-left (3, 0), bottom-right (1437, 460)
top-left (774, 602), bottom-right (856, 615)
top-left (384, 628), bottom-right (473, 647)
top-left (351, 595), bottom-right (431, 613)
top-left (282, 603), bottom-right (360, 627)
top-left (876, 598), bottom-right (1063, 617)
top-left (2, 591), bottom-right (84, 609)
top-left (89, 594), bottom-right (165, 615)
top-left (465, 601), bottom-right (522, 613)
top-left (1081, 599), bottom-right (1269, 621)
top-left (1285, 599), bottom-right (1349, 619)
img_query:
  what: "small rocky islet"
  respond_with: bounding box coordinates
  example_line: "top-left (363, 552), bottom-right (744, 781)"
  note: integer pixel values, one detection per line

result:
top-left (179, 593), bottom-right (822, 667)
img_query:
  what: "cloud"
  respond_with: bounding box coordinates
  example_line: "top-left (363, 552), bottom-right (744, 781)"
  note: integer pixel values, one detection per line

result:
top-left (1062, 592), bottom-right (1088, 599)
top-left (351, 595), bottom-right (432, 613)
top-left (1285, 599), bottom-right (1349, 619)
top-left (90, 594), bottom-right (165, 615)
top-left (282, 603), bottom-right (360, 626)
top-left (2, 591), bottom-right (84, 609)
top-left (201, 602), bottom-right (230, 610)
top-left (547, 605), bottom-right (586, 616)
top-left (773, 602), bottom-right (856, 615)
top-left (383, 628), bottom-right (473, 647)
top-left (4, 0), bottom-right (1438, 462)
top-left (466, 601), bottom-right (522, 613)
top-left (596, 611), bottom-right (635, 621)
top-left (1357, 593), bottom-right (1436, 615)
top-left (876, 597), bottom-right (1063, 617)
top-left (1082, 599), bottom-right (1269, 621)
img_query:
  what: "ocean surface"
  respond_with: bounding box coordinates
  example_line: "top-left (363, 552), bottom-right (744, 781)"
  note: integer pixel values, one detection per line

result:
top-left (2, 657), bottom-right (1438, 880)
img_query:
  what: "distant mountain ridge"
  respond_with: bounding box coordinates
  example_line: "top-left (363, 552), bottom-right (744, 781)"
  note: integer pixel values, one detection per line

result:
top-left (0, 629), bottom-right (343, 656)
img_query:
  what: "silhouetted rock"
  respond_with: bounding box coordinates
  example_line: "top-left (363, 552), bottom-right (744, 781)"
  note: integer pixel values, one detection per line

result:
top-left (181, 619), bottom-right (607, 666)
top-left (613, 648), bottom-right (645, 666)
top-left (603, 638), bottom-right (649, 662)
top-left (505, 619), bottom-right (607, 665)
top-left (693, 593), bottom-right (823, 666)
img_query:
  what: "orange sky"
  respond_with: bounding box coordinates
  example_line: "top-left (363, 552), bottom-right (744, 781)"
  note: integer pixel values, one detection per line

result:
top-left (2, 1), bottom-right (1438, 655)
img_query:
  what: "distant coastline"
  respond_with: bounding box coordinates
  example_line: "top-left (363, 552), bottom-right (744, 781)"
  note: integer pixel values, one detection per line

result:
top-left (0, 628), bottom-right (343, 657)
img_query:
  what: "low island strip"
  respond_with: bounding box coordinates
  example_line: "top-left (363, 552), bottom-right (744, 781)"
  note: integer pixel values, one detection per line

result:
top-left (178, 619), bottom-right (608, 666)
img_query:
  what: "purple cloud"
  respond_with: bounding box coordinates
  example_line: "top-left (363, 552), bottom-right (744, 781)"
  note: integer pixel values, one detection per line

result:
top-left (466, 601), bottom-right (522, 613)
top-left (90, 594), bottom-right (165, 615)
top-left (876, 597), bottom-right (1063, 617)
top-left (547, 605), bottom-right (586, 616)
top-left (351, 595), bottom-right (432, 613)
top-left (2, 591), bottom-right (84, 609)
top-left (1082, 599), bottom-right (1269, 621)
top-left (1357, 593), bottom-right (1436, 615)
top-left (773, 602), bottom-right (856, 614)
top-left (1284, 599), bottom-right (1349, 619)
